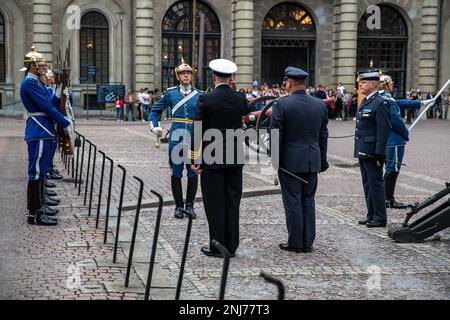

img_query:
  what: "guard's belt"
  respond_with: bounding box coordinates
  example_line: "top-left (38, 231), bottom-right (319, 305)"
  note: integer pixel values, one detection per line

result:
top-left (172, 118), bottom-right (193, 124)
top-left (28, 112), bottom-right (48, 117)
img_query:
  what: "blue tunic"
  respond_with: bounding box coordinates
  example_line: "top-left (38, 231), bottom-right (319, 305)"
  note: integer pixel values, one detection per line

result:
top-left (20, 73), bottom-right (70, 141)
top-left (380, 91), bottom-right (409, 147)
top-left (150, 86), bottom-right (202, 178)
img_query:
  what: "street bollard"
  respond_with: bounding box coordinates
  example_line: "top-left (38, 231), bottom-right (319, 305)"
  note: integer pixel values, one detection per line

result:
top-left (103, 156), bottom-right (114, 244)
top-left (144, 190), bottom-right (164, 301)
top-left (95, 151), bottom-right (106, 229)
top-left (175, 209), bottom-right (194, 300)
top-left (125, 176), bottom-right (144, 288)
top-left (113, 165), bottom-right (127, 264)
top-left (212, 240), bottom-right (231, 300)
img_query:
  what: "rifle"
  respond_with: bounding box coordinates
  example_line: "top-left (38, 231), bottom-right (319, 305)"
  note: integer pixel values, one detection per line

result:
top-left (55, 42), bottom-right (76, 155)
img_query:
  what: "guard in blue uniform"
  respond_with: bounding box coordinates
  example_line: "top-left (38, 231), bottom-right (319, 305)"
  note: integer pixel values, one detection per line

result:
top-left (149, 60), bottom-right (202, 219)
top-left (43, 69), bottom-right (65, 181)
top-left (271, 67), bottom-right (329, 253)
top-left (20, 45), bottom-right (71, 226)
top-left (355, 69), bottom-right (391, 228)
top-left (380, 75), bottom-right (432, 209)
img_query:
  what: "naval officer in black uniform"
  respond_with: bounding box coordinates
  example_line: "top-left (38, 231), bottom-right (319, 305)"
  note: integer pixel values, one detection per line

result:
top-left (355, 69), bottom-right (391, 228)
top-left (190, 59), bottom-right (251, 258)
top-left (271, 67), bottom-right (329, 253)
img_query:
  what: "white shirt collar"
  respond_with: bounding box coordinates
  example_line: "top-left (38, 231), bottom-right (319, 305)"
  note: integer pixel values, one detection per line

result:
top-left (366, 90), bottom-right (378, 100)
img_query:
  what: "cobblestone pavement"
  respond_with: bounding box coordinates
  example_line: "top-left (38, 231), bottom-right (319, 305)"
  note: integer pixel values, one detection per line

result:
top-left (1, 117), bottom-right (449, 300)
top-left (0, 119), bottom-right (144, 300)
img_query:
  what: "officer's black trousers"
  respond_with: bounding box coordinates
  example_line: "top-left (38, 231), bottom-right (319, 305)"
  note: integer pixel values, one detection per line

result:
top-left (201, 167), bottom-right (243, 255)
top-left (359, 159), bottom-right (387, 223)
top-left (279, 171), bottom-right (318, 249)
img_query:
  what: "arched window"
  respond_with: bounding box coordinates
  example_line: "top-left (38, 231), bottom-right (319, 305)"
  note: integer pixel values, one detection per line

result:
top-left (0, 13), bottom-right (5, 83)
top-left (357, 5), bottom-right (408, 98)
top-left (162, 0), bottom-right (221, 90)
top-left (80, 11), bottom-right (109, 84)
top-left (261, 2), bottom-right (316, 86)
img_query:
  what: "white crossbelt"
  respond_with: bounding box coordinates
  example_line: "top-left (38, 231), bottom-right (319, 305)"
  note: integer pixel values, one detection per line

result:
top-left (28, 113), bottom-right (55, 137)
top-left (172, 90), bottom-right (198, 116)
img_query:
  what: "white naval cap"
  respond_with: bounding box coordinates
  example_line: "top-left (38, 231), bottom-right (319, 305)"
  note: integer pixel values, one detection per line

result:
top-left (209, 59), bottom-right (238, 76)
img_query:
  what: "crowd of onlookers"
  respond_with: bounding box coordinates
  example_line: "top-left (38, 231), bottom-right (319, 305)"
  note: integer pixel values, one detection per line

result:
top-left (111, 80), bottom-right (449, 123)
top-left (241, 80), bottom-right (450, 123)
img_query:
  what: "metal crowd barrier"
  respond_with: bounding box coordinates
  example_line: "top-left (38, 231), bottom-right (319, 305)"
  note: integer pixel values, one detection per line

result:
top-left (212, 240), bottom-right (231, 300)
top-left (175, 209), bottom-right (195, 300)
top-left (260, 272), bottom-right (285, 300)
top-left (125, 176), bottom-right (145, 288)
top-left (144, 190), bottom-right (164, 301)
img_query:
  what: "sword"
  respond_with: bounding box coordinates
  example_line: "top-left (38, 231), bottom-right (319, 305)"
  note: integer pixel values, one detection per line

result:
top-left (358, 152), bottom-right (410, 167)
top-left (279, 167), bottom-right (309, 184)
top-left (409, 78), bottom-right (450, 132)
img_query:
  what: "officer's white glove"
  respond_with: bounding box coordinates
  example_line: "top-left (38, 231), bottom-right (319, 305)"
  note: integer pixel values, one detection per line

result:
top-left (152, 126), bottom-right (163, 135)
top-left (63, 88), bottom-right (70, 98)
top-left (421, 99), bottom-right (434, 107)
top-left (55, 85), bottom-right (62, 99)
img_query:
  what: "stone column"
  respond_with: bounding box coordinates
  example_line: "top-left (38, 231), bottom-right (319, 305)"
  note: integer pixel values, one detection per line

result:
top-left (334, 0), bottom-right (358, 90)
top-left (418, 0), bottom-right (439, 93)
top-left (135, 0), bottom-right (154, 90)
top-left (232, 0), bottom-right (254, 90)
top-left (33, 0), bottom-right (53, 65)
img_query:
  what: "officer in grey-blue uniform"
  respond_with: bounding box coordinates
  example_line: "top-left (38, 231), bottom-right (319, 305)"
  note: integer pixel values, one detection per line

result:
top-left (271, 67), bottom-right (329, 253)
top-left (149, 60), bottom-right (202, 219)
top-left (355, 69), bottom-right (391, 228)
top-left (20, 45), bottom-right (71, 226)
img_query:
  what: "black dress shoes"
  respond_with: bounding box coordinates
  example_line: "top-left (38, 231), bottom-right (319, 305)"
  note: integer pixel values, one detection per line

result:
top-left (279, 243), bottom-right (303, 253)
top-left (358, 219), bottom-right (370, 225)
top-left (174, 207), bottom-right (184, 219)
top-left (43, 196), bottom-right (60, 206)
top-left (303, 247), bottom-right (314, 253)
top-left (366, 221), bottom-right (387, 228)
top-left (42, 205), bottom-right (59, 216)
top-left (46, 189), bottom-right (57, 197)
top-left (45, 181), bottom-right (56, 188)
top-left (201, 246), bottom-right (235, 258)
top-left (386, 199), bottom-right (407, 209)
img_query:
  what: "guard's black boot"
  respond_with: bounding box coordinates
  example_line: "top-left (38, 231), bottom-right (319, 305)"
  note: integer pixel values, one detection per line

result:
top-left (185, 176), bottom-right (198, 219)
top-left (45, 181), bottom-right (56, 188)
top-left (40, 181), bottom-right (60, 206)
top-left (385, 172), bottom-right (407, 209)
top-left (48, 169), bottom-right (63, 180)
top-left (35, 211), bottom-right (58, 226)
top-left (46, 189), bottom-right (57, 197)
top-left (42, 204), bottom-right (59, 216)
top-left (171, 176), bottom-right (184, 219)
top-left (27, 181), bottom-right (41, 224)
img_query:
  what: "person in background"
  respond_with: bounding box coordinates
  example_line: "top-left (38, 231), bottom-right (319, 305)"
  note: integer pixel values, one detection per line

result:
top-left (125, 89), bottom-right (136, 121)
top-left (115, 96), bottom-right (123, 122)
